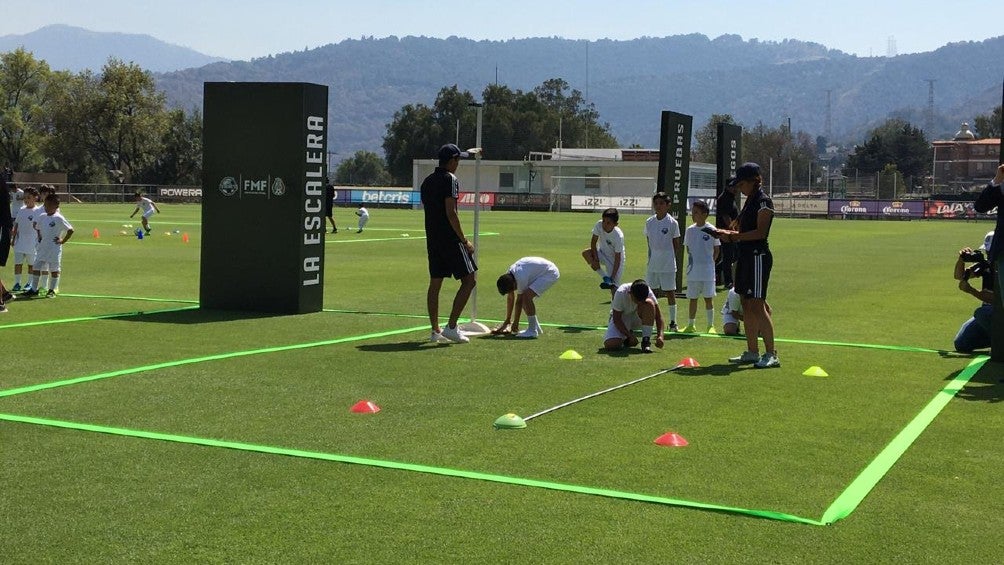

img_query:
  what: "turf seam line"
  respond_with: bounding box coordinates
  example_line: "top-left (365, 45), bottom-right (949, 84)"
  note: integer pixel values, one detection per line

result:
top-left (817, 355), bottom-right (988, 524)
top-left (0, 324), bottom-right (431, 399)
top-left (0, 412), bottom-right (823, 526)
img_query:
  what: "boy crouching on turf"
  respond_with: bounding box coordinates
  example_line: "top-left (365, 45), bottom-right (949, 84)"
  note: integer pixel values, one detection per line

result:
top-left (24, 193), bottom-right (73, 298)
top-left (604, 279), bottom-right (665, 353)
top-left (492, 256), bottom-right (560, 339)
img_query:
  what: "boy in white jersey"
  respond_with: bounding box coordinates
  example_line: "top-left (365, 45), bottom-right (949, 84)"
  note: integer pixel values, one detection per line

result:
top-left (492, 256), bottom-right (560, 339)
top-left (129, 192), bottom-right (160, 235)
top-left (643, 192), bottom-right (682, 332)
top-left (10, 187), bottom-right (41, 291)
top-left (603, 279), bottom-right (665, 353)
top-left (581, 207), bottom-right (625, 297)
top-left (355, 205), bottom-right (369, 233)
top-left (24, 193), bottom-right (73, 298)
top-left (682, 200), bottom-right (721, 333)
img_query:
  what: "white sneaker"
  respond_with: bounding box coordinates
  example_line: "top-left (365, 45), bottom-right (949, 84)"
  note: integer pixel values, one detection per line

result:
top-left (430, 330), bottom-right (448, 343)
top-left (516, 328), bottom-right (539, 339)
top-left (754, 353), bottom-right (781, 368)
top-left (441, 326), bottom-right (470, 343)
top-left (729, 350), bottom-right (760, 363)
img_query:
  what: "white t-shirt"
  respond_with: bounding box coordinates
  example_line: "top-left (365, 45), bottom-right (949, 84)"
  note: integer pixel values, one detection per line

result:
top-left (611, 282), bottom-right (657, 316)
top-left (591, 221), bottom-right (625, 262)
top-left (136, 197), bottom-right (156, 215)
top-left (13, 204), bottom-right (42, 253)
top-left (356, 207), bottom-right (369, 218)
top-left (35, 210), bottom-right (73, 256)
top-left (643, 213), bottom-right (680, 272)
top-left (684, 224), bottom-right (721, 282)
top-left (510, 257), bottom-right (559, 290)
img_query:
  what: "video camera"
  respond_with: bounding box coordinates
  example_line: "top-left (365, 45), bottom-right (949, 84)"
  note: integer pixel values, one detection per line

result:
top-left (960, 249), bottom-right (991, 280)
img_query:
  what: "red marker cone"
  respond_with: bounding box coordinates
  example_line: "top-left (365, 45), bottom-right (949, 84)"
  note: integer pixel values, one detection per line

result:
top-left (181, 233), bottom-right (190, 243)
top-left (92, 228), bottom-right (100, 238)
top-left (350, 400), bottom-right (380, 414)
top-left (673, 357), bottom-right (700, 369)
top-left (654, 432), bottom-right (689, 447)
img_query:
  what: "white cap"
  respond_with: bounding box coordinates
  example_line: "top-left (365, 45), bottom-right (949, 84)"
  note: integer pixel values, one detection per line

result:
top-left (978, 230), bottom-right (994, 251)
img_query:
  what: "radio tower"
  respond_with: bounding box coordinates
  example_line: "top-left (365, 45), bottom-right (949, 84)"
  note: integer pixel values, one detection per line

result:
top-left (825, 89), bottom-right (833, 141)
top-left (924, 79), bottom-right (936, 135)
top-left (887, 36), bottom-right (897, 57)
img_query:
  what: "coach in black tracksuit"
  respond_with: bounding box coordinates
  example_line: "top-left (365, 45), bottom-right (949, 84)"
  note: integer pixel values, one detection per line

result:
top-left (420, 143), bottom-right (478, 343)
top-left (974, 164), bottom-right (1004, 294)
top-left (720, 162), bottom-right (779, 368)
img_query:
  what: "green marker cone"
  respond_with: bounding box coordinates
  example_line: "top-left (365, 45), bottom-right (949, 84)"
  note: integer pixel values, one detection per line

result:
top-left (494, 413), bottom-right (527, 429)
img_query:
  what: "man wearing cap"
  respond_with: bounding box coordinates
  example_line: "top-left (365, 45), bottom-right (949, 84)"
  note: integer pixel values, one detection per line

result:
top-left (974, 164), bottom-right (1004, 301)
top-left (421, 143), bottom-right (477, 344)
top-left (715, 162), bottom-right (779, 368)
top-left (952, 230), bottom-right (996, 352)
top-left (715, 176), bottom-right (740, 288)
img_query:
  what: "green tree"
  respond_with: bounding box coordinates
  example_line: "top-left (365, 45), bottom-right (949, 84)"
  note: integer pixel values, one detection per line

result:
top-left (972, 106), bottom-right (1002, 139)
top-left (140, 108), bottom-right (202, 185)
top-left (383, 79), bottom-right (618, 185)
top-left (845, 118), bottom-right (929, 179)
top-left (693, 113), bottom-right (737, 163)
top-left (335, 150), bottom-right (391, 186)
top-left (740, 122), bottom-right (817, 190)
top-left (49, 58), bottom-right (169, 182)
top-left (878, 163), bottom-right (907, 199)
top-left (0, 48), bottom-right (58, 171)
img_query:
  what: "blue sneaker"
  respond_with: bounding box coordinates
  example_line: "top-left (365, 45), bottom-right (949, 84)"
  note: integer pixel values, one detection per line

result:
top-left (11, 283), bottom-right (21, 292)
top-left (600, 276), bottom-right (614, 290)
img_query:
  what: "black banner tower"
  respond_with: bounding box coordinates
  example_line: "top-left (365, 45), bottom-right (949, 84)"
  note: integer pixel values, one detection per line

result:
top-left (200, 82), bottom-right (328, 314)
top-left (656, 110), bottom-right (694, 290)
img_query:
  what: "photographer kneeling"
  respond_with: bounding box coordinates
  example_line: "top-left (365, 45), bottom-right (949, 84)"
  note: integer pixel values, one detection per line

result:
top-left (953, 231), bottom-right (996, 353)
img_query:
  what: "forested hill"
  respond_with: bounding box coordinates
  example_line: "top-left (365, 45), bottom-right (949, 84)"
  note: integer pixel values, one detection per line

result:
top-left (153, 34), bottom-right (1004, 158)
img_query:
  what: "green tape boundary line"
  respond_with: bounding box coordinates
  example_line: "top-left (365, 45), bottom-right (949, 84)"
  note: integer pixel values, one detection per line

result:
top-left (0, 412), bottom-right (822, 526)
top-left (819, 355), bottom-right (988, 524)
top-left (0, 324), bottom-right (430, 399)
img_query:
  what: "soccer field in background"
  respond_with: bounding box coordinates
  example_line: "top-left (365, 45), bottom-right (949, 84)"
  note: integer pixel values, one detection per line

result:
top-left (1, 204), bottom-right (1001, 563)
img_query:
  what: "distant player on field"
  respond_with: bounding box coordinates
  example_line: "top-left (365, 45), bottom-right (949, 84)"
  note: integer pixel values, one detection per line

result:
top-left (355, 205), bottom-right (369, 233)
top-left (130, 191), bottom-right (160, 235)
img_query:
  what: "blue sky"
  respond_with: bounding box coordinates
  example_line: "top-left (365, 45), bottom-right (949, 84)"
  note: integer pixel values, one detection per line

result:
top-left (2, 0), bottom-right (1001, 60)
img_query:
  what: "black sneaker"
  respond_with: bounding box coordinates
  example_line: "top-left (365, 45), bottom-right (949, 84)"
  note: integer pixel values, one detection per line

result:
top-left (0, 304), bottom-right (7, 313)
top-left (22, 289), bottom-right (39, 298)
top-left (46, 289), bottom-right (56, 298)
top-left (1, 291), bottom-right (12, 302)
top-left (669, 322), bottom-right (679, 333)
top-left (641, 336), bottom-right (653, 353)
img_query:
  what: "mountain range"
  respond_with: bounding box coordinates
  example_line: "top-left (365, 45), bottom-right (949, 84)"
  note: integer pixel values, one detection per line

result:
top-left (0, 24), bottom-right (226, 73)
top-left (3, 26), bottom-right (1003, 161)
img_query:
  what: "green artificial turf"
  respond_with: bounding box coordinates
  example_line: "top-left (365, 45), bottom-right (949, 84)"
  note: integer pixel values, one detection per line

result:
top-left (1, 204), bottom-right (1001, 563)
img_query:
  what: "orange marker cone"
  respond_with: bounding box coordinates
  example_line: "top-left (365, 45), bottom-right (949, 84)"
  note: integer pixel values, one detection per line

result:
top-left (673, 357), bottom-right (700, 369)
top-left (350, 400), bottom-right (380, 414)
top-left (654, 432), bottom-right (689, 447)
top-left (181, 233), bottom-right (190, 244)
top-left (92, 228), bottom-right (100, 238)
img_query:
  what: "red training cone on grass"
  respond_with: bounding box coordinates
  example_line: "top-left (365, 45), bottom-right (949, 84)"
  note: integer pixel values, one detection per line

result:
top-left (92, 228), bottom-right (100, 238)
top-left (350, 400), bottom-right (381, 414)
top-left (182, 233), bottom-right (190, 244)
top-left (673, 357), bottom-right (700, 369)
top-left (654, 432), bottom-right (689, 447)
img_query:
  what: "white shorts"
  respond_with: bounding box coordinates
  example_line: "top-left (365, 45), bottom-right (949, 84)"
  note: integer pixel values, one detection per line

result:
top-left (358, 216), bottom-right (369, 228)
top-left (34, 246), bottom-right (63, 272)
top-left (646, 270), bottom-right (676, 292)
top-left (14, 250), bottom-right (36, 265)
top-left (604, 311), bottom-right (642, 341)
top-left (143, 209), bottom-right (156, 219)
top-left (597, 250), bottom-right (624, 284)
top-left (686, 280), bottom-right (716, 299)
top-left (721, 310), bottom-right (740, 326)
top-left (526, 269), bottom-right (559, 297)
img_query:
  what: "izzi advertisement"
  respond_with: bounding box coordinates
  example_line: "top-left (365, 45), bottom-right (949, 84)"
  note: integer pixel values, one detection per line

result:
top-left (201, 82), bottom-right (328, 314)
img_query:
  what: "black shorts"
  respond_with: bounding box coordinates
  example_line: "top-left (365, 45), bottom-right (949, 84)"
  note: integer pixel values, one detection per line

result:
top-left (734, 247), bottom-right (772, 299)
top-left (427, 241), bottom-right (477, 279)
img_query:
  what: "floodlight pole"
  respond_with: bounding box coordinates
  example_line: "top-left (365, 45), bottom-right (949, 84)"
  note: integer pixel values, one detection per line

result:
top-left (460, 102), bottom-right (490, 335)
